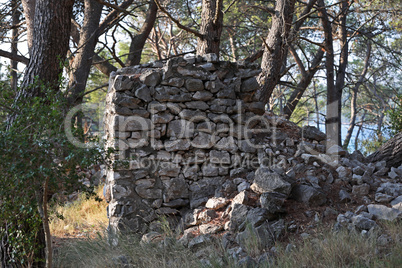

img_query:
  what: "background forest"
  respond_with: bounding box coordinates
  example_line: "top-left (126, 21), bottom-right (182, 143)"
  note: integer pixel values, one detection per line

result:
top-left (0, 0), bottom-right (401, 267)
top-left (1, 0), bottom-right (401, 153)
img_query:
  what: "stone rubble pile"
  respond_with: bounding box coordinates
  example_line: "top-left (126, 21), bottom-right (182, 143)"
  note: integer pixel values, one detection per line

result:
top-left (103, 55), bottom-right (402, 265)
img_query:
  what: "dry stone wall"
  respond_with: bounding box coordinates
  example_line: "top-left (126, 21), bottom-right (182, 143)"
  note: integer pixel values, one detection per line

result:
top-left (104, 54), bottom-right (283, 233)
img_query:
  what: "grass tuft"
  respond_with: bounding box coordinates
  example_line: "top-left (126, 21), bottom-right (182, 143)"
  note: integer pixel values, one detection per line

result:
top-left (49, 185), bottom-right (108, 237)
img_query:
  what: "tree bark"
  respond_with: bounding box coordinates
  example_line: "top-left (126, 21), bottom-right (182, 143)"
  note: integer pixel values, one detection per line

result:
top-left (255, 0), bottom-right (296, 105)
top-left (343, 41), bottom-right (371, 149)
top-left (21, 0), bottom-right (36, 53)
top-left (18, 0), bottom-right (74, 97)
top-left (68, 0), bottom-right (103, 106)
top-left (317, 0), bottom-right (338, 148)
top-left (367, 132), bottom-right (402, 168)
top-left (10, 0), bottom-right (21, 92)
top-left (283, 46), bottom-right (324, 119)
top-left (196, 0), bottom-right (224, 57)
top-left (333, 0), bottom-right (349, 147)
top-left (126, 0), bottom-right (158, 66)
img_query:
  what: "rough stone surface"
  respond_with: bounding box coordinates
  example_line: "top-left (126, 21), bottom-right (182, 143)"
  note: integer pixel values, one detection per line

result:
top-left (251, 168), bottom-right (292, 196)
top-left (367, 204), bottom-right (402, 221)
top-left (291, 185), bottom-right (327, 206)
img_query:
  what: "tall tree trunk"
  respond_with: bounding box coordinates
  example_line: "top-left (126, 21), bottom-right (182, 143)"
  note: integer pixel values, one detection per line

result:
top-left (3, 1), bottom-right (75, 267)
top-left (21, 0), bottom-right (36, 53)
top-left (317, 0), bottom-right (338, 148)
top-left (283, 46), bottom-right (324, 119)
top-left (333, 0), bottom-right (349, 147)
top-left (313, 81), bottom-right (320, 129)
top-left (68, 0), bottom-right (103, 106)
top-left (19, 0), bottom-right (74, 97)
top-left (254, 0), bottom-right (296, 105)
top-left (126, 0), bottom-right (158, 66)
top-left (10, 0), bottom-right (21, 92)
top-left (196, 0), bottom-right (224, 56)
top-left (343, 41), bottom-right (371, 149)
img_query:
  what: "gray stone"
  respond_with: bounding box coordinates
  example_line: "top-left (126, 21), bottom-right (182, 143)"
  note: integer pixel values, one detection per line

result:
top-left (368, 204), bottom-right (402, 221)
top-left (377, 182), bottom-right (402, 197)
top-left (148, 101), bottom-right (166, 114)
top-left (192, 132), bottom-right (215, 149)
top-left (114, 116), bottom-right (153, 131)
top-left (140, 70), bottom-right (161, 86)
top-left (375, 193), bottom-right (394, 203)
top-left (238, 140), bottom-right (257, 153)
top-left (199, 223), bottom-right (223, 234)
top-left (114, 93), bottom-right (141, 108)
top-left (158, 164), bottom-right (181, 177)
top-left (185, 78), bottom-right (204, 91)
top-left (205, 80), bottom-right (224, 93)
top-left (291, 185), bottom-right (327, 206)
top-left (228, 203), bottom-right (250, 232)
top-left (232, 191), bottom-right (248, 205)
top-left (205, 197), bottom-right (229, 209)
top-left (260, 192), bottom-right (287, 216)
top-left (179, 109), bottom-right (207, 122)
top-left (189, 177), bottom-right (225, 207)
top-left (135, 186), bottom-right (162, 199)
top-left (201, 162), bottom-right (219, 177)
top-left (390, 195), bottom-right (402, 210)
top-left (339, 189), bottom-right (352, 203)
top-left (185, 101), bottom-right (209, 110)
top-left (151, 112), bottom-right (174, 124)
top-left (214, 136), bottom-right (238, 153)
top-left (353, 166), bottom-right (365, 176)
top-left (352, 215), bottom-right (378, 230)
top-left (135, 84), bottom-right (152, 102)
top-left (246, 207), bottom-right (270, 227)
top-left (200, 63), bottom-right (215, 71)
top-left (161, 77), bottom-right (184, 87)
top-left (198, 209), bottom-right (218, 223)
top-left (237, 181), bottom-right (250, 192)
top-left (251, 168), bottom-right (292, 196)
top-left (188, 235), bottom-right (212, 250)
top-left (241, 77), bottom-right (259, 92)
top-left (163, 177), bottom-right (189, 201)
top-left (115, 106), bottom-right (134, 115)
top-left (163, 199), bottom-right (189, 207)
top-left (192, 91), bottom-right (213, 101)
top-left (209, 150), bottom-right (230, 164)
top-left (183, 165), bottom-right (199, 180)
top-left (164, 139), bottom-right (191, 151)
top-left (216, 88), bottom-right (236, 99)
top-left (352, 184), bottom-right (370, 196)
top-left (155, 207), bottom-right (179, 215)
top-left (177, 66), bottom-right (209, 79)
top-left (141, 232), bottom-right (163, 244)
top-left (196, 121), bottom-right (216, 133)
top-left (336, 166), bottom-right (351, 179)
top-left (167, 119), bottom-right (194, 138)
top-left (301, 126), bottom-right (326, 141)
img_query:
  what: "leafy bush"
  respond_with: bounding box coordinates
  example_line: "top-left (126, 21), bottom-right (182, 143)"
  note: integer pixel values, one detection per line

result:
top-left (0, 85), bottom-right (111, 266)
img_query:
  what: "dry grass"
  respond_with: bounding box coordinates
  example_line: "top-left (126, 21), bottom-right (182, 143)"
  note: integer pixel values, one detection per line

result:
top-left (267, 221), bottom-right (402, 268)
top-left (49, 185), bottom-right (108, 238)
top-left (50, 187), bottom-right (401, 267)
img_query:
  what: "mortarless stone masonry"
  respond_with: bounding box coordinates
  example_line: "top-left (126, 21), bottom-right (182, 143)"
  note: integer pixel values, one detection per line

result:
top-left (104, 54), bottom-right (293, 233)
